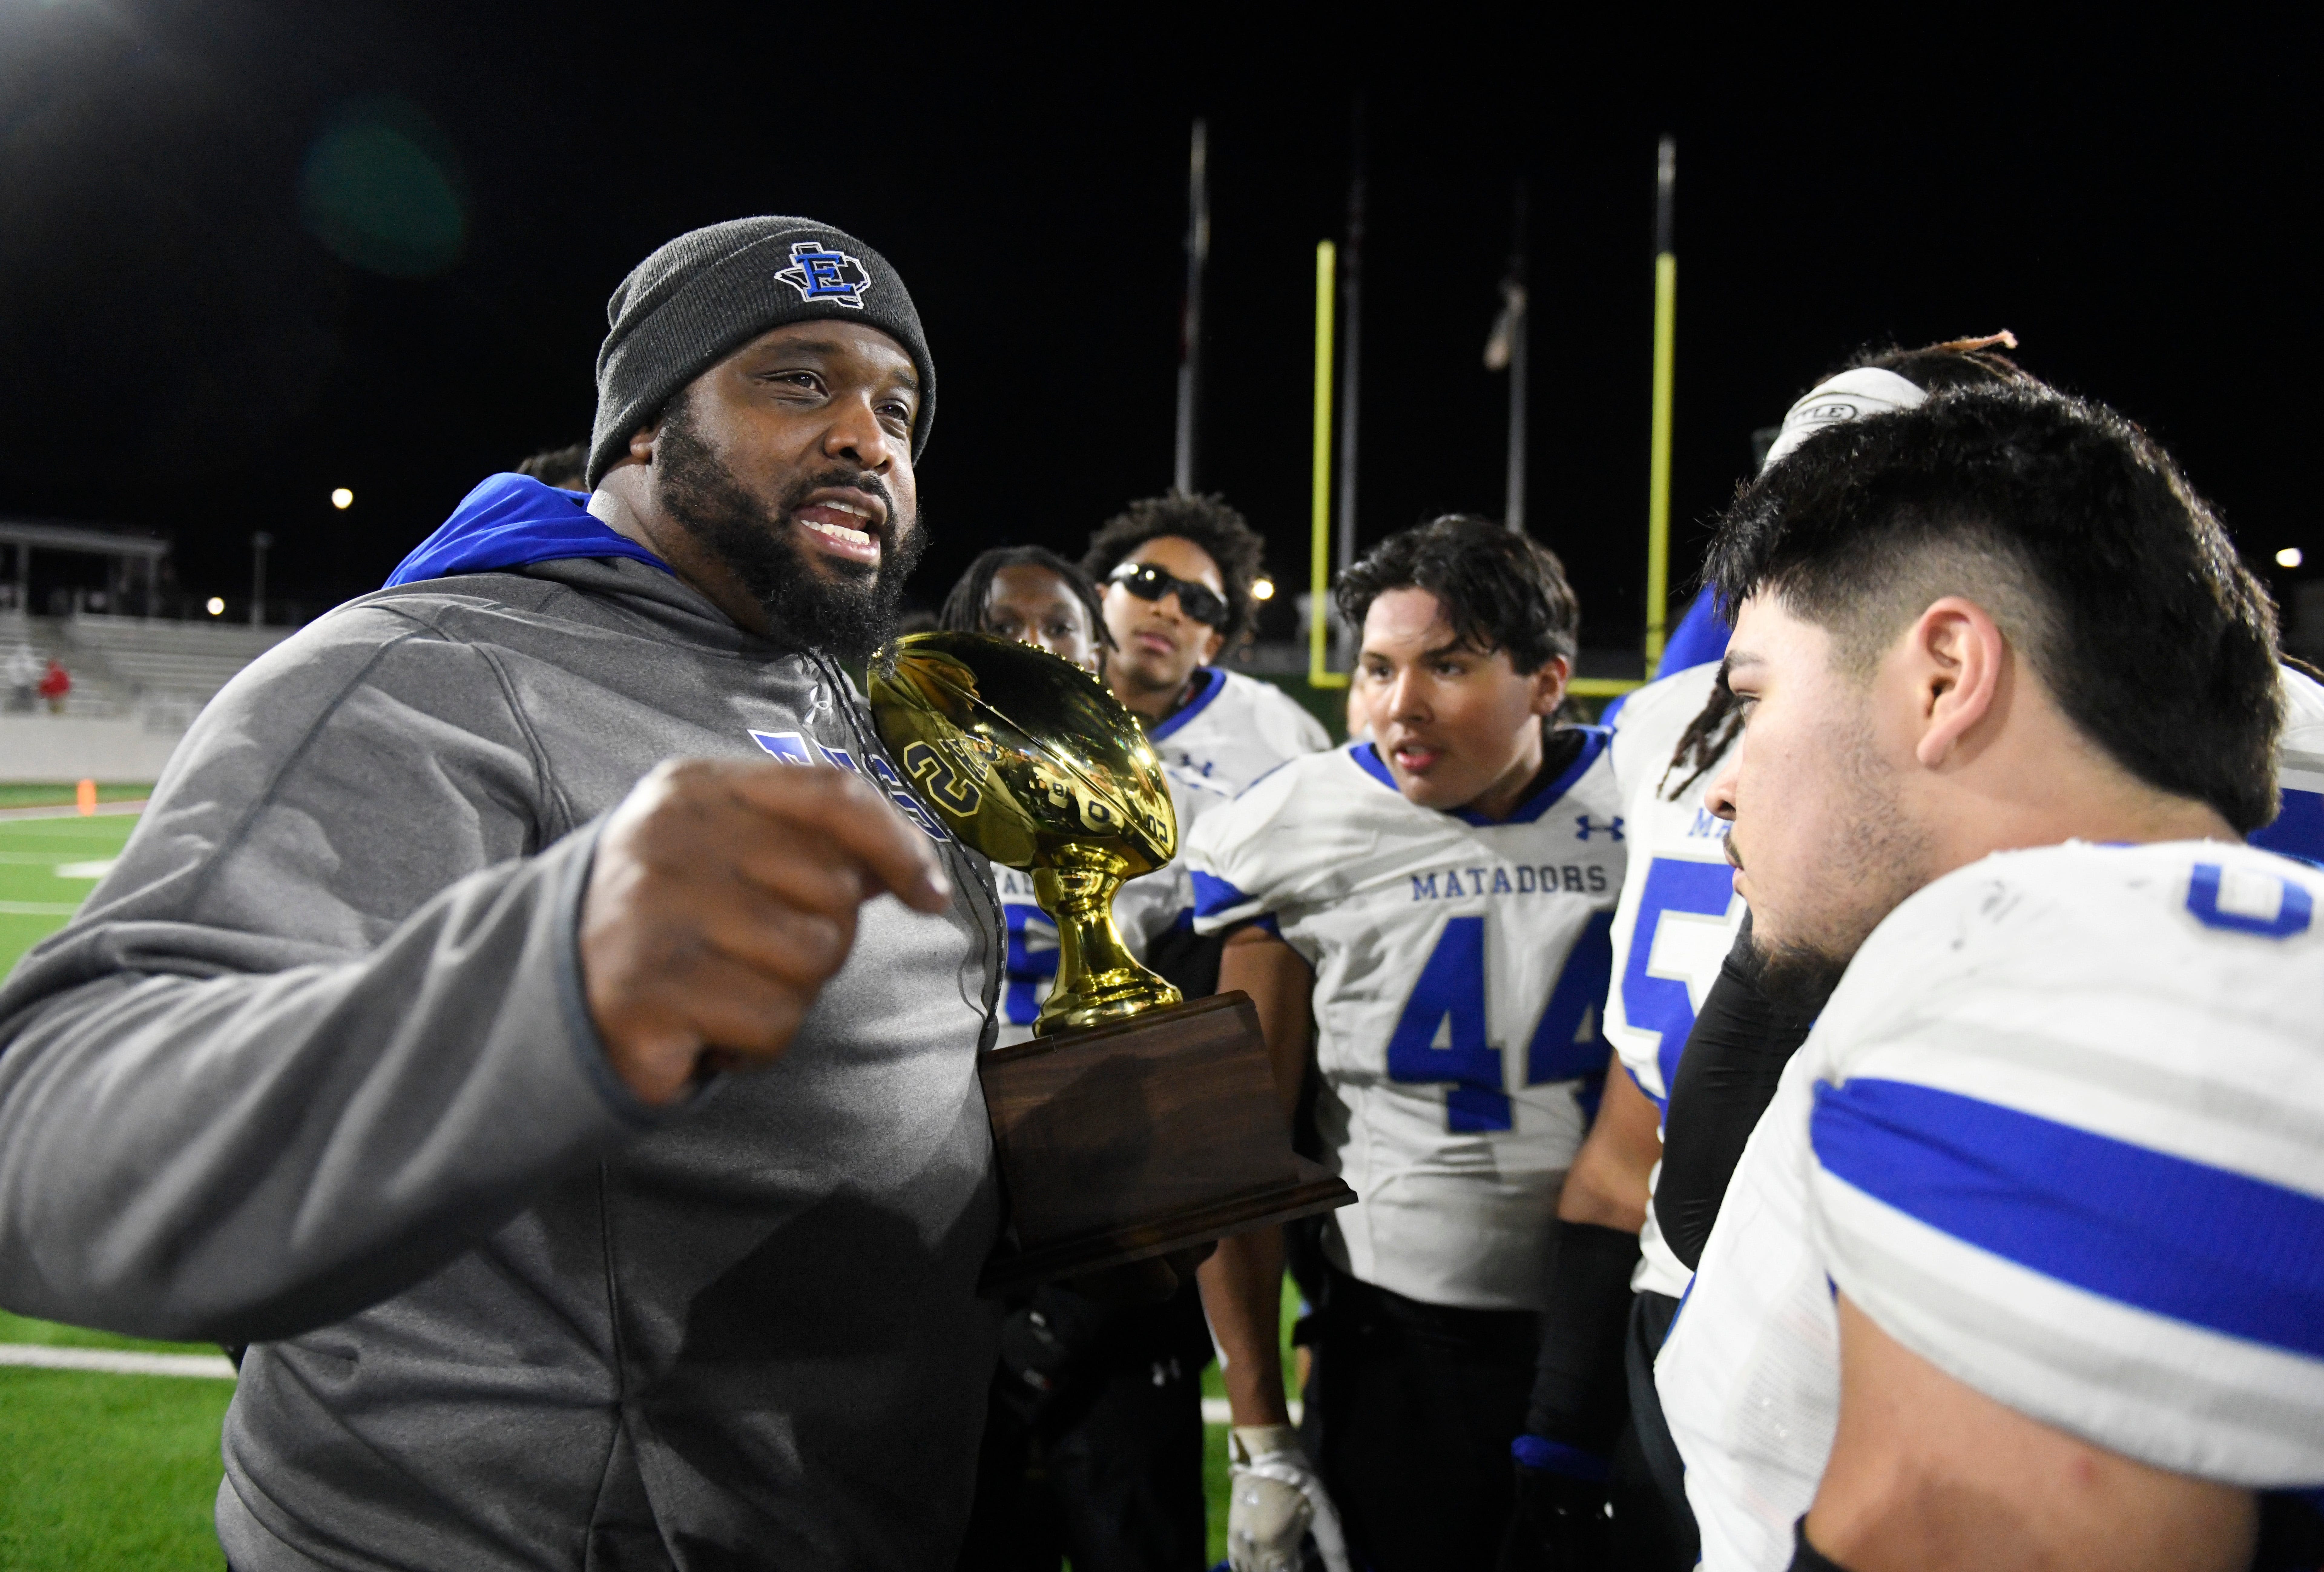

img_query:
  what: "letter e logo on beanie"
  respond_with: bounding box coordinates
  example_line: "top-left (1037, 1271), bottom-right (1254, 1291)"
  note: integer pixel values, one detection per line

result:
top-left (774, 241), bottom-right (871, 309)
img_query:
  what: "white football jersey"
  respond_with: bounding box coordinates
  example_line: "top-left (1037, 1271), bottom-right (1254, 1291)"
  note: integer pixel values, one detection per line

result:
top-left (1658, 840), bottom-right (2324, 1572)
top-left (994, 667), bottom-right (1329, 1046)
top-left (1187, 732), bottom-right (1627, 1310)
top-left (1602, 661), bottom-right (1742, 1300)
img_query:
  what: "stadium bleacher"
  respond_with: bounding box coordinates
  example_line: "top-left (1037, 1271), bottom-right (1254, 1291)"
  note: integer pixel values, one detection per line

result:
top-left (0, 611), bottom-right (290, 731)
top-left (59, 614), bottom-right (293, 731)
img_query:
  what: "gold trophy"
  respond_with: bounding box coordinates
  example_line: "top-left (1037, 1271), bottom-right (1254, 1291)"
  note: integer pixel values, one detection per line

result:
top-left (871, 632), bottom-right (1352, 1291)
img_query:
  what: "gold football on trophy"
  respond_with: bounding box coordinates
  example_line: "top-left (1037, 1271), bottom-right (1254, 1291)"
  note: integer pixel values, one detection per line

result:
top-left (869, 632), bottom-right (1181, 1035)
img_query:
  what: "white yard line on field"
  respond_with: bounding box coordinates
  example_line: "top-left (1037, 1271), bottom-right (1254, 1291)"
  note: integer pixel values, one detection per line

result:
top-left (0, 902), bottom-right (83, 916)
top-left (0, 1342), bottom-right (237, 1379)
top-left (0, 1343), bottom-right (1266, 1406)
top-left (0, 800), bottom-right (149, 821)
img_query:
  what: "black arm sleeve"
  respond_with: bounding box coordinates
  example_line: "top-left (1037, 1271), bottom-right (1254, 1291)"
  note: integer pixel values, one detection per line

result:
top-left (1653, 912), bottom-right (1819, 1271)
top-left (1522, 1219), bottom-right (1641, 1452)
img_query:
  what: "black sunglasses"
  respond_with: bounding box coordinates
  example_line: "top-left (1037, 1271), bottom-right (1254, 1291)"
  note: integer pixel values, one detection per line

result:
top-left (1108, 561), bottom-right (1230, 630)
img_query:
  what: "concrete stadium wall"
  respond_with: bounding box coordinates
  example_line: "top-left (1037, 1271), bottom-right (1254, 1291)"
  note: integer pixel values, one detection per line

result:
top-left (0, 716), bottom-right (183, 782)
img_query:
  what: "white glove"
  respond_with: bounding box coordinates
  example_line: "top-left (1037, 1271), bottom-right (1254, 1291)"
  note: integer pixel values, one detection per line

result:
top-left (1226, 1425), bottom-right (1351, 1572)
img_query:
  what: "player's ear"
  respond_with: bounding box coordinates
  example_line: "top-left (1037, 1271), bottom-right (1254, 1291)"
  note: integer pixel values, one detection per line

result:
top-left (1528, 654), bottom-right (1572, 719)
top-left (1197, 627), bottom-right (1226, 666)
top-left (1906, 597), bottom-right (2006, 768)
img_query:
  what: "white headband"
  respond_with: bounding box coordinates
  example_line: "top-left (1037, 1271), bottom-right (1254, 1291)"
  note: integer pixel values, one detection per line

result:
top-left (1759, 366), bottom-right (1928, 472)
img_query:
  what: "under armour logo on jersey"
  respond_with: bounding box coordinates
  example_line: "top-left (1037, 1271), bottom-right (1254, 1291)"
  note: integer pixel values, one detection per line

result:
top-left (1575, 814), bottom-right (1625, 842)
top-left (774, 241), bottom-right (871, 308)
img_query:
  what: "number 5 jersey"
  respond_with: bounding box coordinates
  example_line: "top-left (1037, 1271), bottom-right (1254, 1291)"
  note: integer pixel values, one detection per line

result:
top-left (1186, 728), bottom-right (1626, 1311)
top-left (1598, 659), bottom-right (1741, 1301)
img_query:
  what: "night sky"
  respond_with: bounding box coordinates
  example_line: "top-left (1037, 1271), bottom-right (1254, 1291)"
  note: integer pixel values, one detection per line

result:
top-left (3, 4), bottom-right (2315, 658)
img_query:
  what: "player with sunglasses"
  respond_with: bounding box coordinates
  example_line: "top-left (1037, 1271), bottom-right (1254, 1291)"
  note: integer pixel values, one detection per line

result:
top-left (1108, 557), bottom-right (1231, 630)
top-left (1079, 494), bottom-right (1331, 998)
top-left (917, 495), bottom-right (1332, 1572)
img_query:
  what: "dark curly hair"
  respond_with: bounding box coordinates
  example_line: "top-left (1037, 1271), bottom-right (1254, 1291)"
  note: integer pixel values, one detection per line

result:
top-left (1334, 514), bottom-right (1579, 675)
top-left (1080, 493), bottom-right (1269, 646)
top-left (515, 442), bottom-right (590, 492)
top-left (1707, 384), bottom-right (2281, 832)
top-left (937, 545), bottom-right (1114, 656)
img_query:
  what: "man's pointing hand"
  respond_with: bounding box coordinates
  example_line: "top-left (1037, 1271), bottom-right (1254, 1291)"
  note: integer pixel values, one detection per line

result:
top-left (581, 759), bottom-right (953, 1105)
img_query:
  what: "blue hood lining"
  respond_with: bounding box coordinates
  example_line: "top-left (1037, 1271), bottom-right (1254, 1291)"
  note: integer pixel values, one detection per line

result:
top-left (386, 474), bottom-right (672, 588)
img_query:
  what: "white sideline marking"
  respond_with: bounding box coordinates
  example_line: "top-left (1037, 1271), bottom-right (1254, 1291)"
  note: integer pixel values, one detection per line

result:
top-left (0, 800), bottom-right (149, 822)
top-left (0, 1343), bottom-right (236, 1379)
top-left (0, 901), bottom-right (81, 915)
top-left (54, 860), bottom-right (117, 879)
top-left (4, 1345), bottom-right (1269, 1404)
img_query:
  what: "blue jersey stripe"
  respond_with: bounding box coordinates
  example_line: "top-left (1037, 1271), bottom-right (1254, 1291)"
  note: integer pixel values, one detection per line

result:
top-left (1190, 868), bottom-right (1254, 921)
top-left (1351, 738), bottom-right (1398, 792)
top-left (1812, 1077), bottom-right (2324, 1360)
top-left (1460, 727), bottom-right (1609, 827)
top-left (1144, 666), bottom-right (1228, 743)
top-left (1656, 587), bottom-right (1730, 676)
top-left (1350, 729), bottom-right (1611, 827)
top-left (2250, 787), bottom-right (2324, 870)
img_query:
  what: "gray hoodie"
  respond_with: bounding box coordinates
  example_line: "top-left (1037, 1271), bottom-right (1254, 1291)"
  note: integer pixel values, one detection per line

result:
top-left (0, 556), bottom-right (1005, 1571)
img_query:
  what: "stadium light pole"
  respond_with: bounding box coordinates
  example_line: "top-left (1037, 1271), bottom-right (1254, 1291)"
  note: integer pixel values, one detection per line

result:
top-left (1309, 240), bottom-right (1348, 690)
top-left (1644, 136), bottom-right (1677, 675)
top-left (1333, 102), bottom-right (1365, 659)
top-left (1504, 182), bottom-right (1529, 535)
top-left (1173, 119), bottom-right (1209, 496)
top-left (250, 531), bottom-right (272, 628)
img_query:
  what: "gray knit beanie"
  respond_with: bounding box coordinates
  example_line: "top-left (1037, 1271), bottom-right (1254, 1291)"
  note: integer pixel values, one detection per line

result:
top-left (588, 216), bottom-right (934, 487)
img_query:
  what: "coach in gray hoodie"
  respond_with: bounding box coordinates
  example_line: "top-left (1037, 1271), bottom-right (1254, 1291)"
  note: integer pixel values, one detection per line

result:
top-left (0, 219), bottom-right (1011, 1570)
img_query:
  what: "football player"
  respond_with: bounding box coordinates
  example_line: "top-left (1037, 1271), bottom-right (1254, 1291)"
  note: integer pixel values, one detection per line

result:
top-left (1656, 384), bottom-right (2324, 1571)
top-left (1188, 516), bottom-right (1623, 1572)
top-left (1082, 494), bottom-right (1332, 998)
top-left (1503, 337), bottom-right (2033, 1572)
top-left (939, 543), bottom-right (1112, 673)
top-left (936, 546), bottom-right (1114, 1050)
top-left (933, 543), bottom-right (1221, 1572)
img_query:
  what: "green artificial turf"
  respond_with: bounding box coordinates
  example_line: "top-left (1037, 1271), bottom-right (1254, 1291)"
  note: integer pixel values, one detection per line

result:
top-left (0, 1310), bottom-right (219, 1357)
top-left (0, 813), bottom-right (138, 977)
top-left (0, 1368), bottom-right (232, 1570)
top-left (0, 807), bottom-right (234, 1568)
top-left (0, 783), bottom-right (151, 810)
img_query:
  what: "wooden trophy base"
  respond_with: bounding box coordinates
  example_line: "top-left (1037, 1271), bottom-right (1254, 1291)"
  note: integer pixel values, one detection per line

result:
top-left (977, 992), bottom-right (1355, 1294)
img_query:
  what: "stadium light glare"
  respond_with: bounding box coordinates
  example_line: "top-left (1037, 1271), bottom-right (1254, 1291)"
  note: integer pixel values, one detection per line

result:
top-left (1252, 577), bottom-right (1276, 601)
top-left (331, 488), bottom-right (354, 510)
top-left (2277, 547), bottom-right (2303, 569)
top-left (206, 597), bottom-right (225, 616)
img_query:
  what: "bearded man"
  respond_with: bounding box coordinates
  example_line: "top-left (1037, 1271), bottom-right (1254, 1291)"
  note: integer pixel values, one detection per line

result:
top-left (0, 219), bottom-right (1012, 1570)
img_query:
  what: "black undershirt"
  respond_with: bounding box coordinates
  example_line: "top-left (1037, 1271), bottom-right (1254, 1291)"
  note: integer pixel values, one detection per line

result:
top-left (1504, 722), bottom-right (1585, 816)
top-left (1654, 911), bottom-right (1821, 1272)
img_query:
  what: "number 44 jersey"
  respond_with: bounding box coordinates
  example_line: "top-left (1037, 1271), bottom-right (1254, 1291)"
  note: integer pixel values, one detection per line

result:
top-left (1187, 729), bottom-right (1627, 1311)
